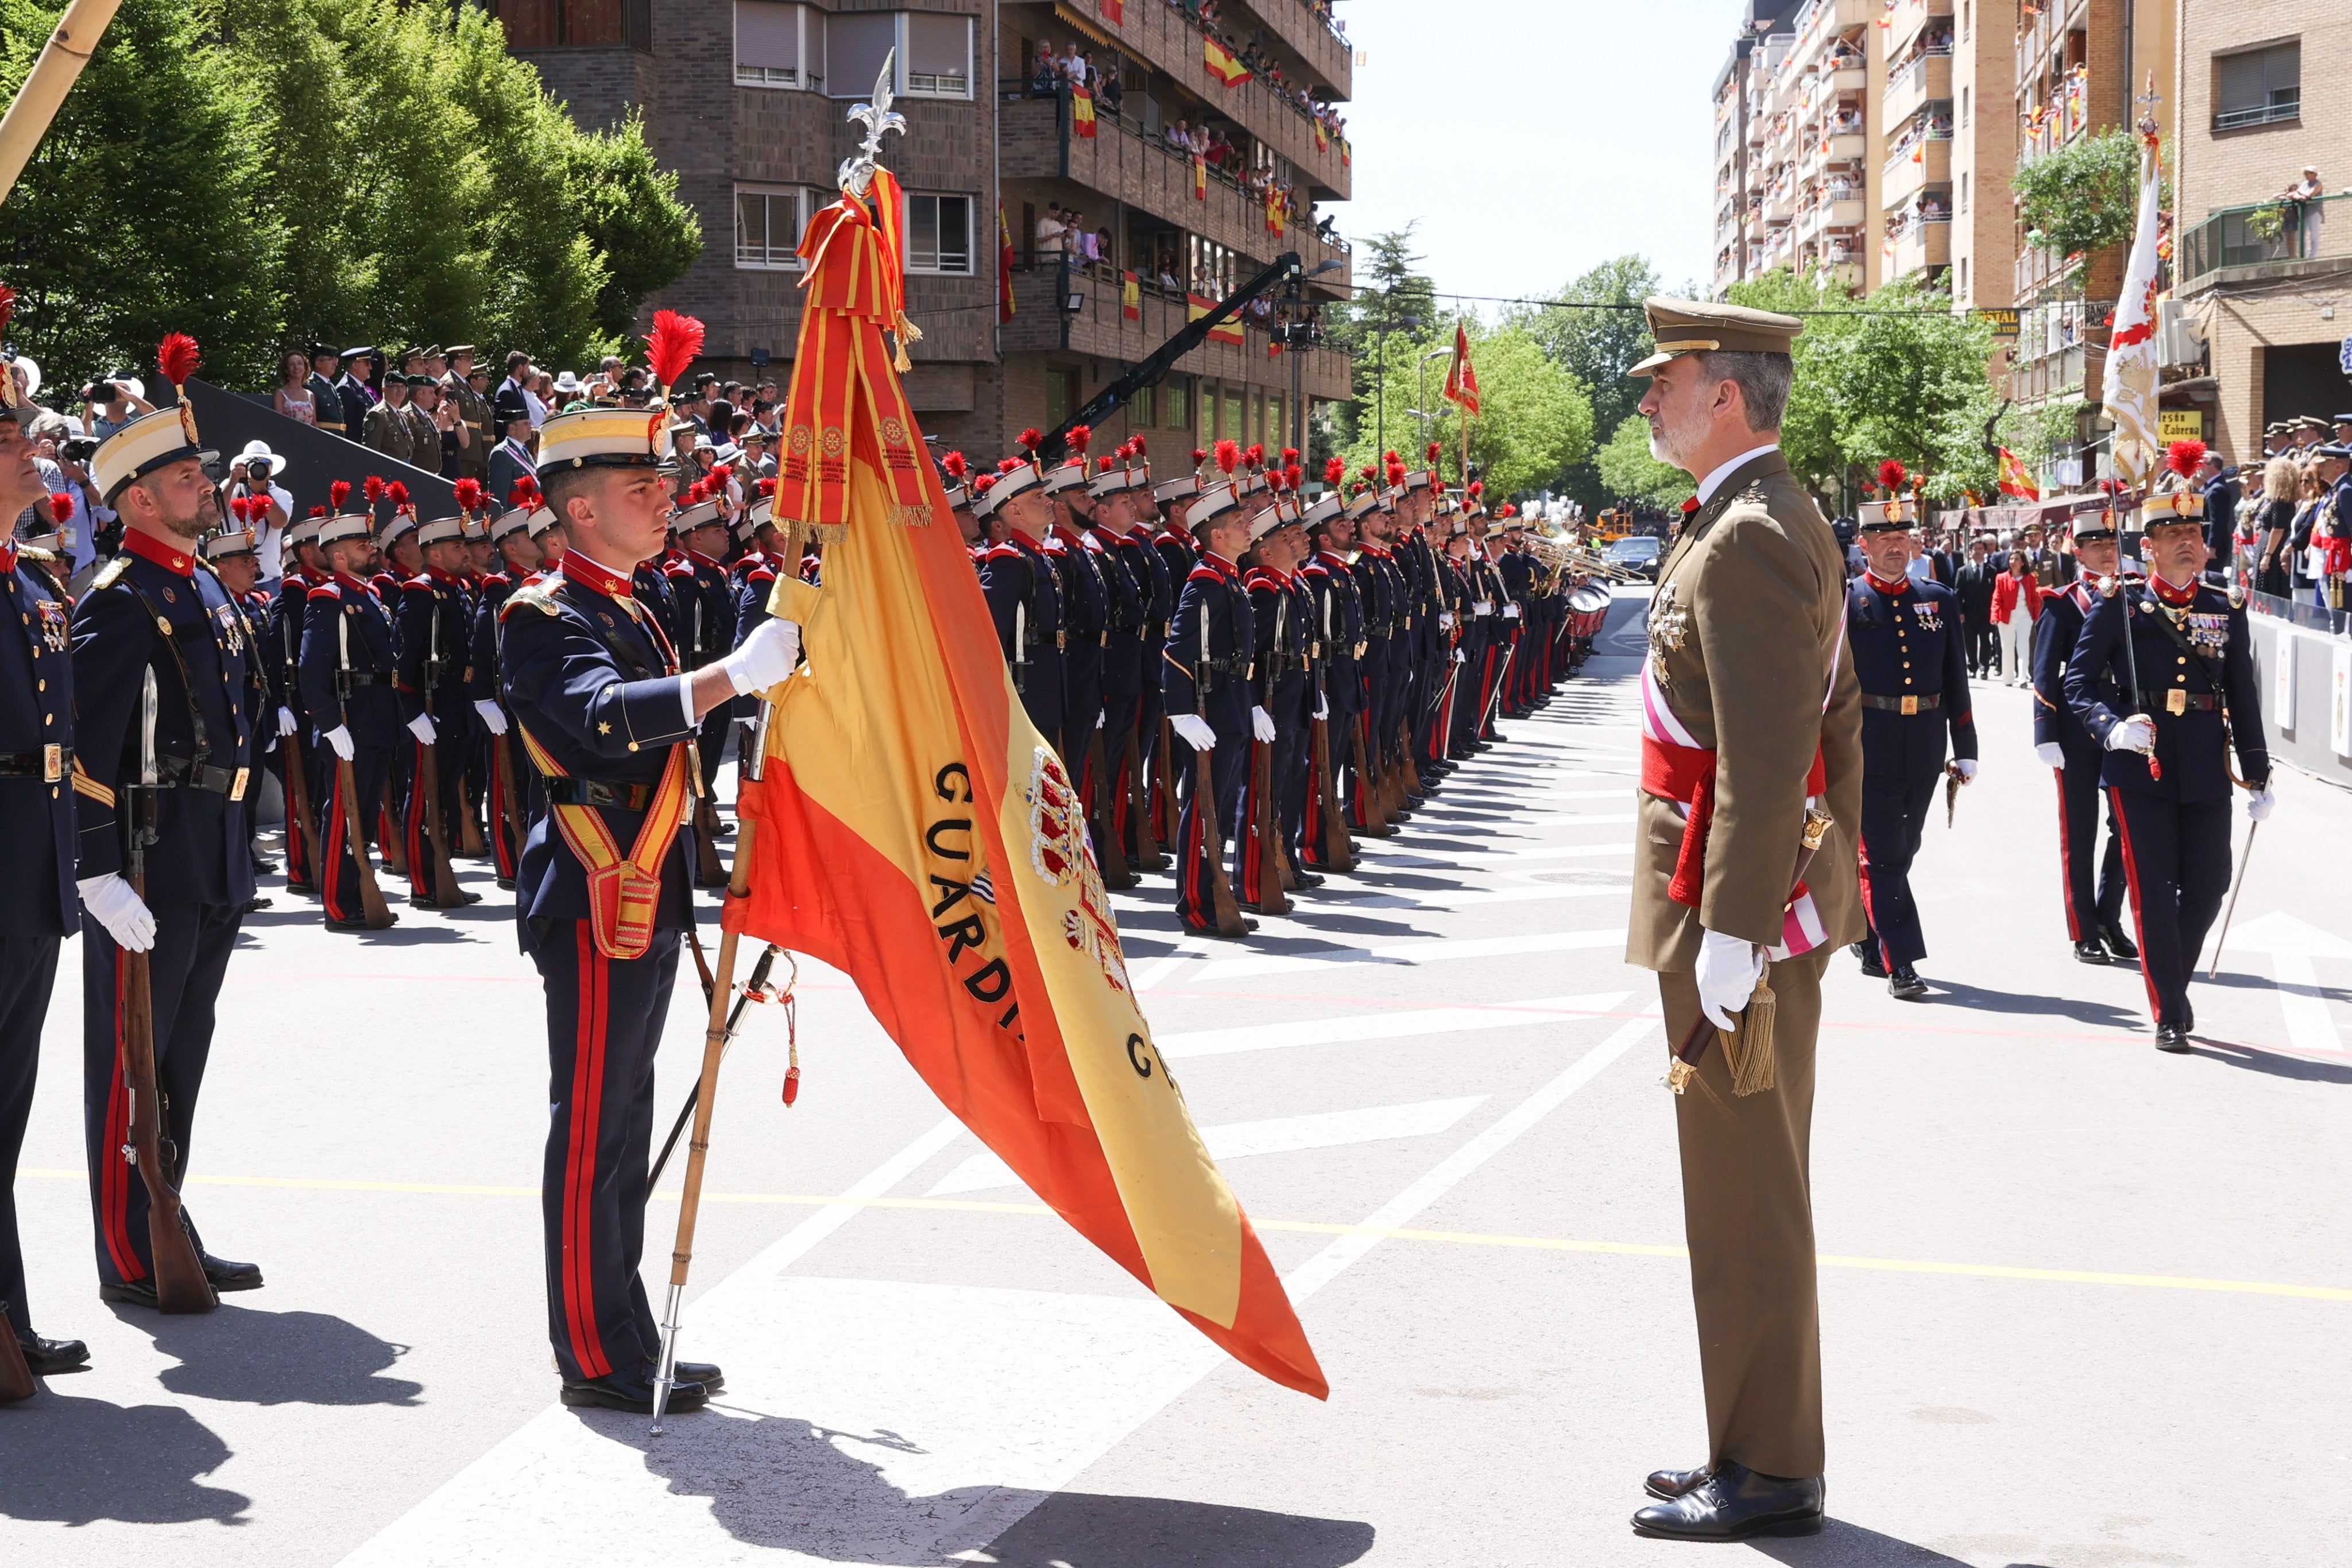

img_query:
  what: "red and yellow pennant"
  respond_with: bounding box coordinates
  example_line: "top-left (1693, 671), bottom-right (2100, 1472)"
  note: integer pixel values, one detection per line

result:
top-left (1190, 294), bottom-right (1245, 347)
top-left (1313, 121), bottom-right (1328, 154)
top-left (1192, 152), bottom-right (1208, 201)
top-left (1121, 269), bottom-right (1141, 320)
top-left (1204, 37), bottom-right (1252, 87)
top-left (1099, 0), bottom-right (1124, 22)
top-left (1996, 445), bottom-right (2040, 501)
top-left (1263, 189), bottom-right (1285, 237)
top-left (730, 172), bottom-right (1326, 1401)
top-left (1071, 84), bottom-right (1097, 138)
top-left (1442, 322), bottom-right (1480, 416)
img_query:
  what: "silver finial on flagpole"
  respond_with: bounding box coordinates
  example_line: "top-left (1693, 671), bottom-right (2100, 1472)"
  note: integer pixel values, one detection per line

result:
top-left (839, 50), bottom-right (906, 199)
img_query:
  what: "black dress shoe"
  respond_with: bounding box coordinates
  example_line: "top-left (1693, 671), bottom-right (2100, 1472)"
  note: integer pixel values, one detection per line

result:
top-left (496, 877), bottom-right (516, 891)
top-left (2099, 921), bottom-right (2138, 960)
top-left (1645, 1464), bottom-right (1709, 1501)
top-left (2073, 938), bottom-right (2110, 965)
top-left (251, 855), bottom-right (279, 875)
top-left (1853, 941), bottom-right (1887, 979)
top-left (648, 1358), bottom-right (725, 1395)
top-left (17, 1333), bottom-right (91, 1375)
top-left (1631, 1460), bottom-right (1823, 1540)
top-left (2155, 1021), bottom-right (2191, 1053)
top-left (203, 1255), bottom-right (264, 1292)
top-left (98, 1279), bottom-right (158, 1307)
top-left (1291, 870), bottom-right (1325, 888)
top-left (560, 1371), bottom-right (707, 1414)
top-left (241, 896), bottom-right (274, 914)
top-left (1887, 964), bottom-right (1928, 1000)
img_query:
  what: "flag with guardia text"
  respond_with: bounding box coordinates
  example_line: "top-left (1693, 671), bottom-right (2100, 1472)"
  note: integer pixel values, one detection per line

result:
top-left (732, 176), bottom-right (1326, 1399)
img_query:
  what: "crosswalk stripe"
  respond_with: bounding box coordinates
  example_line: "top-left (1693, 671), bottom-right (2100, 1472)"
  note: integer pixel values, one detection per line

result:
top-left (1155, 991), bottom-right (1632, 1061)
top-left (1190, 927), bottom-right (1628, 982)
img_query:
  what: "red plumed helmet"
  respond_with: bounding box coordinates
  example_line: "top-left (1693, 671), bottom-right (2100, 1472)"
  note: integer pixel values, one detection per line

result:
top-left (1067, 424), bottom-right (1091, 455)
top-left (1499, 503), bottom-right (1517, 518)
top-left (942, 450), bottom-right (968, 479)
top-left (308, 505), bottom-right (328, 518)
top-left (385, 480), bottom-right (411, 513)
top-left (452, 477), bottom-right (485, 517)
top-left (1383, 450), bottom-right (1401, 464)
top-left (156, 331), bottom-right (200, 388)
top-left (1129, 434), bottom-right (1148, 456)
top-left (2165, 439), bottom-right (2208, 479)
top-left (1324, 456), bottom-right (1346, 485)
top-left (1018, 427), bottom-right (1042, 452)
top-left (1213, 439), bottom-right (1241, 474)
top-left (1426, 440), bottom-right (1442, 464)
top-left (973, 474), bottom-right (999, 496)
top-left (757, 477), bottom-right (777, 497)
top-left (48, 489), bottom-right (74, 523)
top-left (708, 463), bottom-right (734, 489)
top-left (1284, 462), bottom-right (1303, 491)
top-left (645, 309), bottom-right (706, 390)
top-left (1875, 459), bottom-right (1909, 493)
top-left (1243, 442), bottom-right (1265, 468)
top-left (1468, 479), bottom-right (1483, 498)
top-left (998, 456), bottom-right (1027, 473)
top-left (227, 495), bottom-right (249, 524)
top-left (330, 480), bottom-right (353, 512)
top-left (1190, 447), bottom-right (1208, 465)
top-left (1280, 447), bottom-right (1299, 464)
top-left (506, 483), bottom-right (530, 508)
top-left (1097, 455), bottom-right (1115, 473)
top-left (362, 476), bottom-right (385, 504)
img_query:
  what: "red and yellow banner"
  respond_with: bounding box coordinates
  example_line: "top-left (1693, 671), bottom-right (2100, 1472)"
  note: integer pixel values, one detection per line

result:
top-left (1121, 269), bottom-right (1140, 320)
top-left (1340, 138), bottom-right (1351, 167)
top-left (1997, 445), bottom-right (2040, 501)
top-left (1313, 121), bottom-right (1328, 154)
top-left (1192, 152), bottom-right (1207, 200)
top-left (1071, 85), bottom-right (1097, 138)
top-left (730, 174), bottom-right (1325, 1400)
top-left (1190, 294), bottom-right (1245, 347)
top-left (997, 202), bottom-right (1016, 324)
top-left (1099, 0), bottom-right (1124, 22)
top-left (1204, 37), bottom-right (1251, 87)
top-left (1263, 189), bottom-right (1285, 237)
top-left (1442, 322), bottom-right (1481, 416)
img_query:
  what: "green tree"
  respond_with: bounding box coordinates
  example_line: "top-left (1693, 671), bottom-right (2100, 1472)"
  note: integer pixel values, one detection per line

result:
top-left (2011, 128), bottom-right (2155, 258)
top-left (1594, 413), bottom-right (1693, 508)
top-left (1508, 254), bottom-right (1659, 443)
top-left (1340, 322), bottom-right (1592, 500)
top-left (1320, 223), bottom-right (1440, 461)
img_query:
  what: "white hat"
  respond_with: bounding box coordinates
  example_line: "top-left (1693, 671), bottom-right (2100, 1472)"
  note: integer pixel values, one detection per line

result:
top-left (202, 527), bottom-right (257, 562)
top-left (415, 514), bottom-right (466, 548)
top-left (1042, 458), bottom-right (1090, 495)
top-left (318, 511), bottom-right (373, 547)
top-left (235, 438), bottom-right (285, 470)
top-left (490, 504), bottom-right (532, 541)
top-left (973, 462), bottom-right (1045, 520)
top-left (1301, 491), bottom-right (1344, 529)
top-left (552, 370), bottom-right (583, 394)
top-left (1154, 473), bottom-right (1202, 506)
top-left (90, 403), bottom-right (210, 504)
top-left (537, 405), bottom-right (668, 475)
top-left (524, 504), bottom-right (562, 540)
top-left (1186, 482), bottom-right (1244, 532)
top-left (672, 495), bottom-right (722, 531)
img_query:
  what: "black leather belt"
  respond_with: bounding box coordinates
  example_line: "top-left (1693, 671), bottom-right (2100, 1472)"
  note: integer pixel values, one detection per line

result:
top-left (2138, 688), bottom-right (2219, 713)
top-left (0, 746), bottom-right (68, 781)
top-left (336, 671), bottom-right (393, 688)
top-left (1861, 692), bottom-right (1941, 714)
top-left (542, 777), bottom-right (654, 810)
top-left (155, 754), bottom-right (249, 799)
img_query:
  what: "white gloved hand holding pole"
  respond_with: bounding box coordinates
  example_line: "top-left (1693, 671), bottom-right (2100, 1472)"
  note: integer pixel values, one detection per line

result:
top-left (2246, 785), bottom-right (2276, 822)
top-left (1949, 757), bottom-right (1978, 782)
top-left (1250, 706), bottom-right (1276, 744)
top-left (1170, 713), bottom-right (1217, 751)
top-left (1314, 692), bottom-right (1329, 721)
top-left (277, 706), bottom-right (299, 738)
top-left (79, 874), bottom-right (156, 954)
top-left (720, 618), bottom-right (802, 695)
top-left (407, 714), bottom-right (436, 746)
top-left (323, 724), bottom-right (356, 761)
top-left (1694, 928), bottom-right (1765, 1033)
top-left (2105, 715), bottom-right (2155, 754)
top-left (473, 699), bottom-right (509, 736)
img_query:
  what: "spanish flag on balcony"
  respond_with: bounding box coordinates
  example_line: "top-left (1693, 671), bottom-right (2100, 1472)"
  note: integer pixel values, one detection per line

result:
top-left (1190, 294), bottom-right (1247, 346)
top-left (1071, 84), bottom-right (1098, 138)
top-left (1193, 152), bottom-right (1208, 200)
top-left (1264, 188), bottom-right (1285, 237)
top-left (1122, 269), bottom-right (1140, 320)
top-left (1205, 36), bottom-right (1252, 87)
top-left (1099, 0), bottom-right (1124, 23)
top-left (733, 176), bottom-right (1327, 1400)
top-left (998, 202), bottom-right (1016, 323)
top-left (1313, 120), bottom-right (1328, 154)
top-left (1340, 138), bottom-right (1351, 167)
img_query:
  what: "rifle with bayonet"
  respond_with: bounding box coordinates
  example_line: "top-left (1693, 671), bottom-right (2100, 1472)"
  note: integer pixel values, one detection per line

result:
top-left (335, 605), bottom-right (396, 927)
top-left (416, 592), bottom-right (464, 907)
top-left (278, 597), bottom-right (325, 893)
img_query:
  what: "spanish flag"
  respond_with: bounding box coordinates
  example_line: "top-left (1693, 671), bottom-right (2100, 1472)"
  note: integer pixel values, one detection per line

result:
top-left (1190, 293), bottom-right (1247, 347)
top-left (1122, 269), bottom-right (1141, 320)
top-left (1193, 152), bottom-right (1208, 201)
top-left (1204, 37), bottom-right (1252, 87)
top-left (733, 176), bottom-right (1326, 1399)
top-left (1442, 322), bottom-right (1481, 416)
top-left (1071, 84), bottom-right (1098, 138)
top-left (1996, 445), bottom-right (2040, 501)
top-left (1313, 120), bottom-right (1328, 154)
top-left (1264, 189), bottom-right (1285, 237)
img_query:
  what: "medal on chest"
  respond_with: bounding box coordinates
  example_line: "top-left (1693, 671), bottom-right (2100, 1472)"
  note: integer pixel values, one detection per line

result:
top-left (36, 599), bottom-right (68, 652)
top-left (1909, 599), bottom-right (1942, 633)
top-left (1646, 581), bottom-right (1691, 682)
top-left (2185, 611), bottom-right (2229, 653)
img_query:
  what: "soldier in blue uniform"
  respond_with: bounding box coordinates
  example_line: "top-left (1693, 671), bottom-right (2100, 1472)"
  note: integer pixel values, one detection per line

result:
top-left (1164, 479), bottom-right (1258, 936)
top-left (1065, 450), bottom-right (1144, 888)
top-left (267, 514), bottom-right (330, 896)
top-left (1298, 479), bottom-right (1361, 870)
top-left (301, 506), bottom-right (404, 931)
top-left (394, 512), bottom-right (483, 908)
top-left (74, 389), bottom-right (268, 1307)
top-left (1846, 496), bottom-right (1976, 998)
top-left (500, 405), bottom-right (799, 1412)
top-left (666, 490), bottom-right (741, 802)
top-left (976, 456), bottom-right (1066, 744)
top-left (2032, 508), bottom-right (2135, 965)
top-left (1043, 441), bottom-right (1111, 794)
top-left (0, 381), bottom-right (88, 1386)
top-left (469, 492), bottom-right (543, 888)
top-left (1238, 491), bottom-right (1306, 910)
top-left (1086, 448), bottom-right (1157, 880)
top-left (1147, 464), bottom-right (1204, 855)
top-left (2065, 491), bottom-right (2273, 1052)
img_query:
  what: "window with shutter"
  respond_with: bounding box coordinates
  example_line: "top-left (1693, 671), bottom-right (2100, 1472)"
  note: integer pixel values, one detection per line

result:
top-left (736, 1), bottom-right (802, 87)
top-left (828, 13), bottom-right (897, 98)
top-left (906, 14), bottom-right (971, 98)
top-left (2212, 41), bottom-right (2299, 130)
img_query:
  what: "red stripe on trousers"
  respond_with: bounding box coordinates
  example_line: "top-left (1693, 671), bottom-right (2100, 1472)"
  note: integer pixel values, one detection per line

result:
top-left (1239, 742), bottom-right (1263, 904)
top-left (1180, 768), bottom-right (1209, 930)
top-left (2052, 767), bottom-right (2082, 941)
top-left (100, 948), bottom-right (143, 1280)
top-left (322, 768), bottom-right (349, 923)
top-left (562, 923), bottom-right (612, 1378)
top-left (2106, 787), bottom-right (2163, 1022)
top-left (1855, 833), bottom-right (1887, 968)
top-left (490, 755), bottom-right (515, 878)
top-left (405, 741), bottom-right (429, 899)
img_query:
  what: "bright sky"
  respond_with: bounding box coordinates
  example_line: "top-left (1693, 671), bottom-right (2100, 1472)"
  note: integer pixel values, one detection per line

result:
top-left (1328, 0), bottom-right (1739, 312)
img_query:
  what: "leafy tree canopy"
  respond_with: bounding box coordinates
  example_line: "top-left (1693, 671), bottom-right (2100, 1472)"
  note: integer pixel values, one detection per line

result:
top-left (2011, 128), bottom-right (2158, 260)
top-left (1595, 413), bottom-right (1693, 509)
top-left (1339, 321), bottom-right (1592, 500)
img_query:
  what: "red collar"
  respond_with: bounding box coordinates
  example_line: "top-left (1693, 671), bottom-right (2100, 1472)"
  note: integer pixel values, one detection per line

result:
top-left (2149, 571), bottom-right (2199, 607)
top-left (1863, 570), bottom-right (1909, 595)
top-left (123, 526), bottom-right (199, 578)
top-left (0, 540), bottom-right (15, 578)
top-left (686, 548), bottom-right (723, 568)
top-left (427, 565), bottom-right (466, 587)
top-left (333, 568), bottom-right (373, 593)
top-left (560, 548), bottom-right (637, 598)
top-left (1199, 548), bottom-right (1240, 578)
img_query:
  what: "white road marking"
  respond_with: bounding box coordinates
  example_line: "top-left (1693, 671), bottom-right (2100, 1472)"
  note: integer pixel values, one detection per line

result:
top-left (1155, 992), bottom-right (1631, 1062)
top-left (1190, 927), bottom-right (1628, 982)
top-left (1283, 1012), bottom-right (1657, 1301)
top-left (1521, 811), bottom-right (1637, 827)
top-left (925, 1096), bottom-right (1488, 1197)
top-left (2219, 910), bottom-right (2348, 1054)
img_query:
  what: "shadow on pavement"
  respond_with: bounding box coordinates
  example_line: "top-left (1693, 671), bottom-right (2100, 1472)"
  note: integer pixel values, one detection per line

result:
top-left (1902, 978), bottom-right (2144, 1031)
top-left (0, 1391), bottom-right (249, 1524)
top-left (122, 1303), bottom-right (424, 1407)
top-left (616, 1411), bottom-right (1373, 1566)
top-left (2184, 1040), bottom-right (2352, 1085)
top-left (1747, 1520), bottom-right (1978, 1564)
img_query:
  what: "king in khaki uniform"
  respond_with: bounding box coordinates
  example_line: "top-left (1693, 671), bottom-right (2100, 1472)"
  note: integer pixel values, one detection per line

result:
top-left (1623, 300), bottom-right (1864, 1542)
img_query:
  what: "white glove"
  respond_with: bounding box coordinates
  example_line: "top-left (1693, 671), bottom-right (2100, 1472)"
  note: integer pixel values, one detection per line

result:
top-left (721, 618), bottom-right (802, 695)
top-left (473, 699), bottom-right (509, 736)
top-left (1473, 599), bottom-right (1493, 616)
top-left (1170, 713), bottom-right (1217, 750)
top-left (1950, 758), bottom-right (1978, 782)
top-left (79, 873), bottom-right (156, 954)
top-left (276, 706), bottom-right (298, 738)
top-left (1314, 692), bottom-right (1329, 721)
top-left (1250, 706), bottom-right (1276, 743)
top-left (324, 724), bottom-right (356, 761)
top-left (1452, 646), bottom-right (1467, 664)
top-left (1438, 611), bottom-right (1456, 630)
top-left (1504, 603), bottom-right (1521, 619)
top-left (1695, 928), bottom-right (1765, 1033)
top-left (407, 714), bottom-right (436, 746)
top-left (2246, 785), bottom-right (2276, 823)
top-left (2034, 741), bottom-right (2064, 768)
top-left (1096, 711), bottom-right (1106, 729)
top-left (2105, 715), bottom-right (2155, 753)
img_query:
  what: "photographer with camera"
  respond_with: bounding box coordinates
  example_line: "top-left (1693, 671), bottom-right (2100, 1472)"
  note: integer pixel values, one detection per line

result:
top-left (222, 439), bottom-right (293, 580)
top-left (81, 374), bottom-right (155, 442)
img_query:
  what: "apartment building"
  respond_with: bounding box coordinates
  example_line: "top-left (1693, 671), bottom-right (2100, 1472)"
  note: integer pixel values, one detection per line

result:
top-left (2172, 0), bottom-right (2352, 461)
top-left (1709, 3), bottom-right (1804, 296)
top-left (1946, 0), bottom-right (2017, 309)
top-left (485, 0), bottom-right (1351, 457)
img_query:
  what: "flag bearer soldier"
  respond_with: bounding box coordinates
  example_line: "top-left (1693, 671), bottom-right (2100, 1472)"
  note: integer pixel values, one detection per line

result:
top-left (1846, 491), bottom-right (1976, 999)
top-left (395, 509), bottom-right (483, 908)
top-left (1238, 487), bottom-right (1304, 910)
top-left (1163, 475), bottom-right (1257, 936)
top-left (301, 501), bottom-right (404, 931)
top-left (2064, 482), bottom-right (2273, 1053)
top-left (976, 451), bottom-right (1067, 747)
top-left (472, 490), bottom-right (541, 886)
top-left (0, 371), bottom-right (90, 1387)
top-left (1298, 470), bottom-right (1361, 870)
top-left (1626, 300), bottom-right (1863, 1541)
top-left (498, 405), bottom-right (800, 1412)
top-left (75, 374), bottom-right (270, 1308)
top-left (2032, 506), bottom-right (2136, 965)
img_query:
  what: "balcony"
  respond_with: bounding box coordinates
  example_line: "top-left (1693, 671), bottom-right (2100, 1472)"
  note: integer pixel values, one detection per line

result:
top-left (1883, 52), bottom-right (1952, 127)
top-left (1000, 261), bottom-right (1348, 403)
top-left (1215, 0), bottom-right (1352, 103)
top-left (1001, 95), bottom-right (1349, 296)
top-left (1883, 0), bottom-right (1953, 56)
top-left (2178, 194), bottom-right (2352, 293)
top-left (1889, 215), bottom-right (1951, 277)
top-left (1763, 184), bottom-right (1795, 224)
top-left (2009, 343), bottom-right (2088, 407)
top-left (1785, 0), bottom-right (1873, 73)
top-left (1881, 135), bottom-right (1950, 206)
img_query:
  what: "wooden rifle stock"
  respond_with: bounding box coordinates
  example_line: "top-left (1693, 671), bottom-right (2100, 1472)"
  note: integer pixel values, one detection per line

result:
top-left (493, 729), bottom-right (527, 861)
top-left (1150, 715), bottom-right (1177, 847)
top-left (283, 726), bottom-right (326, 893)
top-left (1088, 730), bottom-right (1131, 888)
top-left (1197, 747), bottom-right (1248, 937)
top-left (120, 859), bottom-right (216, 1314)
top-left (1243, 736), bottom-right (1289, 915)
top-left (415, 735), bottom-right (463, 907)
top-left (1312, 715), bottom-right (1354, 872)
top-left (457, 775), bottom-right (486, 857)
top-left (0, 1298), bottom-right (31, 1400)
top-left (337, 756), bottom-right (396, 928)
top-left (1124, 721), bottom-right (1161, 872)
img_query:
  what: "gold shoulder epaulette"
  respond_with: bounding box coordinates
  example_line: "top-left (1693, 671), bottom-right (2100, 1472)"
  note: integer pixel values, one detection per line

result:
top-left (191, 554), bottom-right (223, 583)
top-left (1734, 481), bottom-right (1771, 507)
top-left (87, 553), bottom-right (132, 593)
top-left (19, 544), bottom-right (57, 564)
top-left (500, 578), bottom-right (563, 621)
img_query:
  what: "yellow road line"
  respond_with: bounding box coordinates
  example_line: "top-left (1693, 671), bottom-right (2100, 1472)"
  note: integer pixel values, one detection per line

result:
top-left (23, 1170), bottom-right (2348, 1302)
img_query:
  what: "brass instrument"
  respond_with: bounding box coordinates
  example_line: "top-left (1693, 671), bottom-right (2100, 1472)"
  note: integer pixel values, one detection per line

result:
top-left (1522, 532), bottom-right (1646, 583)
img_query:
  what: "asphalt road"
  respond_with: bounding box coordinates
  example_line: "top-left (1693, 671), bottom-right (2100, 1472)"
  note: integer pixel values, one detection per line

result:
top-left (5, 591), bottom-right (2347, 1567)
